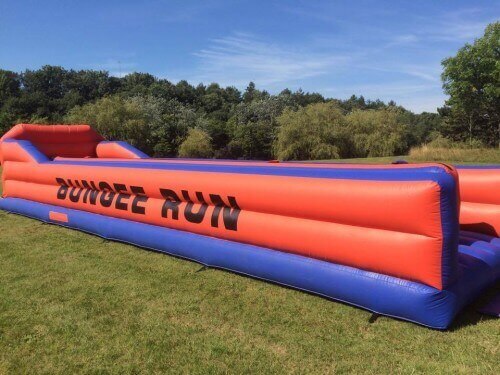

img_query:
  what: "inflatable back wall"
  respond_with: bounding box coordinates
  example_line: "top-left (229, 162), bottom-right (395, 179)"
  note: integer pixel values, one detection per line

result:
top-left (0, 124), bottom-right (147, 163)
top-left (0, 124), bottom-right (498, 329)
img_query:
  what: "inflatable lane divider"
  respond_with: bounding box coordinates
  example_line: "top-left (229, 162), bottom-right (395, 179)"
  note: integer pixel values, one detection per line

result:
top-left (1, 154), bottom-right (460, 290)
top-left (96, 141), bottom-right (149, 159)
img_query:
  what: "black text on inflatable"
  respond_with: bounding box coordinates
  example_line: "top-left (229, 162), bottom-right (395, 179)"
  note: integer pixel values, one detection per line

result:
top-left (55, 177), bottom-right (241, 231)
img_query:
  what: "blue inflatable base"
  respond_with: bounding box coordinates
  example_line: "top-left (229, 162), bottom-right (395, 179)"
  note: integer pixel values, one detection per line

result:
top-left (1, 197), bottom-right (498, 329)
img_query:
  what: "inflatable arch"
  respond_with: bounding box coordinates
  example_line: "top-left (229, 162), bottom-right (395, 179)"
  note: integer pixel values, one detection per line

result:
top-left (0, 124), bottom-right (498, 329)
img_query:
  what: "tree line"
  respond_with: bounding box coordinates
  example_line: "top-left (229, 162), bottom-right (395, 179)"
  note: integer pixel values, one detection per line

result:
top-left (0, 68), bottom-right (441, 159)
top-left (0, 22), bottom-right (497, 159)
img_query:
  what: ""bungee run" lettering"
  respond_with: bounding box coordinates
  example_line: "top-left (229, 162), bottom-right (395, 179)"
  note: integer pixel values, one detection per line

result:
top-left (55, 177), bottom-right (241, 230)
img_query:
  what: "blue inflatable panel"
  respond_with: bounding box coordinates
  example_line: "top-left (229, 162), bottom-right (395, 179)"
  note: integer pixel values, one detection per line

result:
top-left (0, 197), bottom-right (498, 329)
top-left (3, 139), bottom-right (50, 163)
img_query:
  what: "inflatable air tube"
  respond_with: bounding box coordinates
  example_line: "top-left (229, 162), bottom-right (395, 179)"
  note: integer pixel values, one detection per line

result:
top-left (0, 124), bottom-right (499, 329)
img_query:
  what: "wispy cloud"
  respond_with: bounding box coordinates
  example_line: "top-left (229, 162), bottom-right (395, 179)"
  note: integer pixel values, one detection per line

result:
top-left (403, 8), bottom-right (497, 43)
top-left (419, 9), bottom-right (495, 42)
top-left (385, 34), bottom-right (419, 48)
top-left (360, 64), bottom-right (442, 83)
top-left (183, 4), bottom-right (497, 113)
top-left (192, 32), bottom-right (351, 87)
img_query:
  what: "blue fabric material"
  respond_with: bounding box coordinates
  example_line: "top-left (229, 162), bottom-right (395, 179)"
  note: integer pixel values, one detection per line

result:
top-left (1, 197), bottom-right (497, 329)
top-left (98, 141), bottom-right (149, 158)
top-left (461, 230), bottom-right (500, 247)
top-left (2, 139), bottom-right (50, 163)
top-left (458, 235), bottom-right (500, 280)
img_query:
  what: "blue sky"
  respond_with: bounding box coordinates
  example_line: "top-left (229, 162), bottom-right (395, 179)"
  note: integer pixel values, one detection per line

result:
top-left (1, 1), bottom-right (498, 113)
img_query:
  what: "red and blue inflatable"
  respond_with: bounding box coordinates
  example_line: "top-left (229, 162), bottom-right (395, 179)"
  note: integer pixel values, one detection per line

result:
top-left (0, 124), bottom-right (498, 328)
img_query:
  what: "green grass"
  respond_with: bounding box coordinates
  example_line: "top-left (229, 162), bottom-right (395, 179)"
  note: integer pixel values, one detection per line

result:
top-left (0, 167), bottom-right (499, 374)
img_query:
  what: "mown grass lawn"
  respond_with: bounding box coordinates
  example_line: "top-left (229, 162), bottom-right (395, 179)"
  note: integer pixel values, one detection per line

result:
top-left (324, 148), bottom-right (500, 164)
top-left (0, 164), bottom-right (499, 374)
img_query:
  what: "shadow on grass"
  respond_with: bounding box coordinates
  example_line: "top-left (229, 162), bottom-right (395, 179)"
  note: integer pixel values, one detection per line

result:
top-left (449, 284), bottom-right (499, 331)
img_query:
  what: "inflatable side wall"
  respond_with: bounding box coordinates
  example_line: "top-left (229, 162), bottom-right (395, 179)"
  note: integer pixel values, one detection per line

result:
top-left (456, 166), bottom-right (500, 237)
top-left (0, 124), bottom-right (498, 329)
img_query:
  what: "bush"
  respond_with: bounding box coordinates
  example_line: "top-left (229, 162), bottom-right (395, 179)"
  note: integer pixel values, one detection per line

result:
top-left (346, 108), bottom-right (409, 157)
top-left (273, 103), bottom-right (411, 160)
top-left (409, 143), bottom-right (500, 163)
top-left (65, 95), bottom-right (207, 157)
top-left (408, 132), bottom-right (499, 163)
top-left (273, 102), bottom-right (348, 160)
top-left (425, 133), bottom-right (486, 149)
top-left (178, 128), bottom-right (213, 158)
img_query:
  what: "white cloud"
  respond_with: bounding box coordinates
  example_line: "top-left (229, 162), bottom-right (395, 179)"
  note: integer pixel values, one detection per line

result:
top-left (385, 34), bottom-right (419, 47)
top-left (179, 5), bottom-right (497, 113)
top-left (188, 32), bottom-right (448, 112)
top-left (109, 71), bottom-right (134, 78)
top-left (416, 8), bottom-right (496, 42)
top-left (360, 64), bottom-right (442, 83)
top-left (192, 32), bottom-right (351, 87)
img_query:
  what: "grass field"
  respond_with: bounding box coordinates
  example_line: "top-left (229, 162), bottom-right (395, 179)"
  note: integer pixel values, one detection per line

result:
top-left (322, 147), bottom-right (500, 164)
top-left (0, 161), bottom-right (499, 374)
top-left (408, 147), bottom-right (500, 164)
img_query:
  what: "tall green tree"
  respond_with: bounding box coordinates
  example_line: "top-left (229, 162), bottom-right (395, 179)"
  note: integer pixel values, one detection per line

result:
top-left (441, 22), bottom-right (500, 147)
top-left (0, 70), bottom-right (21, 106)
top-left (346, 108), bottom-right (409, 157)
top-left (274, 102), bottom-right (349, 160)
top-left (65, 95), bottom-right (152, 151)
top-left (65, 95), bottom-right (202, 157)
top-left (0, 64), bottom-right (448, 159)
top-left (226, 96), bottom-right (291, 159)
top-left (178, 128), bottom-right (213, 158)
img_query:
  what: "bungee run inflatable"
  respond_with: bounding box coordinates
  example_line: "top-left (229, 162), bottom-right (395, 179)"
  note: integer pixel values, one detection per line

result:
top-left (0, 124), bottom-right (498, 329)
